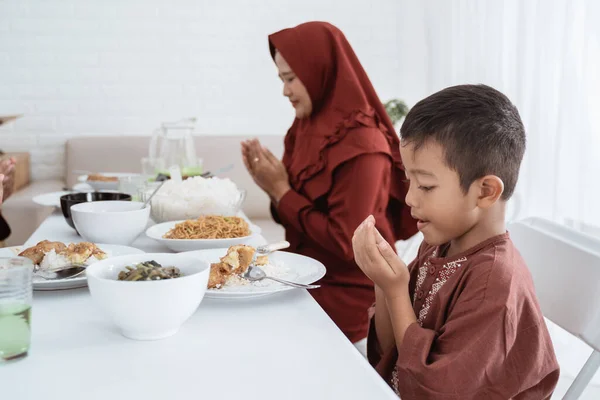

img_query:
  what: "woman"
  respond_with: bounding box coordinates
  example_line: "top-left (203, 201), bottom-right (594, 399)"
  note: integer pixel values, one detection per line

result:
top-left (241, 22), bottom-right (416, 345)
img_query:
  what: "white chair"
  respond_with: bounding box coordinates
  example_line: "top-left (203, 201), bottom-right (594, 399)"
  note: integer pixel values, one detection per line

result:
top-left (509, 217), bottom-right (600, 400)
top-left (395, 232), bottom-right (423, 265)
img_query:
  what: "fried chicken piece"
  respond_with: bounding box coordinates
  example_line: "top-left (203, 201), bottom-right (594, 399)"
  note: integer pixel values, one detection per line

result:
top-left (90, 244), bottom-right (107, 260)
top-left (18, 240), bottom-right (67, 265)
top-left (209, 245), bottom-right (257, 289)
top-left (208, 262), bottom-right (231, 289)
top-left (255, 255), bottom-right (268, 266)
top-left (62, 242), bottom-right (96, 264)
top-left (220, 245), bottom-right (255, 275)
top-left (62, 242), bottom-right (106, 263)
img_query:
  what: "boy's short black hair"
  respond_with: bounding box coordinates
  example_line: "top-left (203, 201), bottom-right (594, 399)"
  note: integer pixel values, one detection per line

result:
top-left (400, 84), bottom-right (526, 200)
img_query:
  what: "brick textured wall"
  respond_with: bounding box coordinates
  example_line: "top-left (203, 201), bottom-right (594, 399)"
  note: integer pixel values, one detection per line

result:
top-left (0, 0), bottom-right (406, 180)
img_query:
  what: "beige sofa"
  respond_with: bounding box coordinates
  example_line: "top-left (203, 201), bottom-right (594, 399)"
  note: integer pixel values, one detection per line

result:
top-left (3, 135), bottom-right (286, 246)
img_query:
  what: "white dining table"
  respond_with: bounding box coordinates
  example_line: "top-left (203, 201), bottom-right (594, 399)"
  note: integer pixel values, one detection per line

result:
top-left (2, 211), bottom-right (398, 400)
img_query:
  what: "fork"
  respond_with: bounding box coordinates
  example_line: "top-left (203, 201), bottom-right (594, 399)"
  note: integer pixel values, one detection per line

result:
top-left (254, 241), bottom-right (290, 259)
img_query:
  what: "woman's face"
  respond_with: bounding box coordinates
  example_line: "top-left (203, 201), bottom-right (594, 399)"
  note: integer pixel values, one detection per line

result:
top-left (274, 51), bottom-right (313, 119)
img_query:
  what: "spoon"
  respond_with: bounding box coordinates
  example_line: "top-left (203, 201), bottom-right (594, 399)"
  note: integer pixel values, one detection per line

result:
top-left (243, 265), bottom-right (320, 289)
top-left (35, 265), bottom-right (86, 280)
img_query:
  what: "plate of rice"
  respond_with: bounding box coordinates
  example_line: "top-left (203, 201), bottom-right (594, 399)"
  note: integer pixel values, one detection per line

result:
top-left (145, 215), bottom-right (262, 252)
top-left (184, 246), bottom-right (326, 299)
top-left (0, 241), bottom-right (145, 291)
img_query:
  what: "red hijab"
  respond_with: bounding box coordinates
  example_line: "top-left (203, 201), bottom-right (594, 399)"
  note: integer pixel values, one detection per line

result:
top-left (269, 22), bottom-right (416, 240)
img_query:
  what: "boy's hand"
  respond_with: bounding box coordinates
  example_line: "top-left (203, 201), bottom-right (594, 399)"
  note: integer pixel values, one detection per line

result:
top-left (352, 215), bottom-right (410, 297)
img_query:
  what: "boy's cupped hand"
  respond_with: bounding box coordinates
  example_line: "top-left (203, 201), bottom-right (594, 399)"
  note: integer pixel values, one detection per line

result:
top-left (352, 215), bottom-right (410, 296)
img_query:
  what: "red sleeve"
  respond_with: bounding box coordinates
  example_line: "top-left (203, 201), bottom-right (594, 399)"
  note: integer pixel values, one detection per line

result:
top-left (276, 152), bottom-right (392, 262)
top-left (269, 203), bottom-right (281, 225)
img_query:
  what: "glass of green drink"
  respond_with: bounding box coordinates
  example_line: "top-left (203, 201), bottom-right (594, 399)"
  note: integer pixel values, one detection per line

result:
top-left (0, 257), bottom-right (33, 363)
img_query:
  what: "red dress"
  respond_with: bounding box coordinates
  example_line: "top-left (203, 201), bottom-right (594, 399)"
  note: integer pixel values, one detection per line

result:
top-left (268, 22), bottom-right (416, 341)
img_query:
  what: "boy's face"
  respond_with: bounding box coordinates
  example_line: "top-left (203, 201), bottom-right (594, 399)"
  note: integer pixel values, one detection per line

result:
top-left (400, 140), bottom-right (480, 247)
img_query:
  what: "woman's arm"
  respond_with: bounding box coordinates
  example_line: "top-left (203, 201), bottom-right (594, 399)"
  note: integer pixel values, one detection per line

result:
top-left (276, 152), bottom-right (393, 261)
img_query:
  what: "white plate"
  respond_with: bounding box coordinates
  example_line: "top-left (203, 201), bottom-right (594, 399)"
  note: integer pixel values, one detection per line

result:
top-left (78, 172), bottom-right (139, 191)
top-left (146, 220), bottom-right (262, 252)
top-left (184, 248), bottom-right (326, 299)
top-left (0, 244), bottom-right (146, 291)
top-left (32, 184), bottom-right (97, 208)
top-left (33, 191), bottom-right (72, 207)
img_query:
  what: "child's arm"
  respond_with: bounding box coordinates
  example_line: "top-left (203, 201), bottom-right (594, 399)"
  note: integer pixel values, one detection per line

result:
top-left (354, 216), bottom-right (417, 350)
top-left (373, 285), bottom-right (396, 352)
top-left (383, 286), bottom-right (417, 350)
top-left (372, 238), bottom-right (417, 349)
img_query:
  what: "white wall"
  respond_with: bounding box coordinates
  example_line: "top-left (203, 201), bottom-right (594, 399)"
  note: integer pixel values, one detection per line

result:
top-left (0, 0), bottom-right (413, 181)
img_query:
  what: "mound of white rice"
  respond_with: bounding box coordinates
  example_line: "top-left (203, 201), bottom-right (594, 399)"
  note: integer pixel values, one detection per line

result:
top-left (149, 176), bottom-right (244, 222)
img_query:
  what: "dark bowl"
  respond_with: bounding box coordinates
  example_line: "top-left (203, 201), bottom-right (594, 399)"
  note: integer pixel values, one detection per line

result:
top-left (60, 192), bottom-right (132, 232)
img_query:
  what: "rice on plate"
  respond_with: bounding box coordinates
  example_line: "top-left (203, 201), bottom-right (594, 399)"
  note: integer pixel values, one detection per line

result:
top-left (147, 177), bottom-right (246, 223)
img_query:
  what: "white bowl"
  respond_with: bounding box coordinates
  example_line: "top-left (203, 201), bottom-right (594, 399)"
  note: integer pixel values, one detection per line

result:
top-left (145, 219), bottom-right (262, 252)
top-left (86, 253), bottom-right (210, 340)
top-left (71, 201), bottom-right (150, 245)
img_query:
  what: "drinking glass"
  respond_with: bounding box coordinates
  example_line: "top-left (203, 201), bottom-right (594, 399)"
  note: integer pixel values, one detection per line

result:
top-left (0, 257), bottom-right (33, 363)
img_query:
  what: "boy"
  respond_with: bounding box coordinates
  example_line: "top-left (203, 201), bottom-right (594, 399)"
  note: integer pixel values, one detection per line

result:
top-left (352, 85), bottom-right (559, 399)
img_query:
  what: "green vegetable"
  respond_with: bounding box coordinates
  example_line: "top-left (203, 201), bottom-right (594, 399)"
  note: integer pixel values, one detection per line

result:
top-left (117, 261), bottom-right (182, 281)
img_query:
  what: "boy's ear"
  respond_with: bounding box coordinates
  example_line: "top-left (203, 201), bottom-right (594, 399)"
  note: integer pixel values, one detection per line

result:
top-left (476, 175), bottom-right (504, 208)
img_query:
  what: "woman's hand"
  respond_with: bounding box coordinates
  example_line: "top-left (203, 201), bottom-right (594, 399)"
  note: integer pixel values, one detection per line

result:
top-left (0, 157), bottom-right (16, 202)
top-left (352, 215), bottom-right (410, 297)
top-left (241, 139), bottom-right (291, 203)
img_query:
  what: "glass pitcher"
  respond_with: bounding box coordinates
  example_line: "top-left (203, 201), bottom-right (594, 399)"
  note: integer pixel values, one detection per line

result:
top-left (148, 118), bottom-right (203, 178)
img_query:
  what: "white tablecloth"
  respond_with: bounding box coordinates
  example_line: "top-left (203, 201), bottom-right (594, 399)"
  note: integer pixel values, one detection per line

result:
top-left (3, 212), bottom-right (397, 400)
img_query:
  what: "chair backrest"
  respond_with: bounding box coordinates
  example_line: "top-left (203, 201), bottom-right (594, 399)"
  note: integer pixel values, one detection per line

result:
top-left (508, 217), bottom-right (600, 351)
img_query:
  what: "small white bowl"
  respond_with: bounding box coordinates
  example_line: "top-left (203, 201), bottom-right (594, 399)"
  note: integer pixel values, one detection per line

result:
top-left (71, 201), bottom-right (150, 245)
top-left (86, 253), bottom-right (209, 340)
top-left (145, 219), bottom-right (261, 252)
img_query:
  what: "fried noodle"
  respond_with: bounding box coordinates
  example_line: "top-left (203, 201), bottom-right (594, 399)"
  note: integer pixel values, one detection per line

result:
top-left (163, 216), bottom-right (250, 239)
